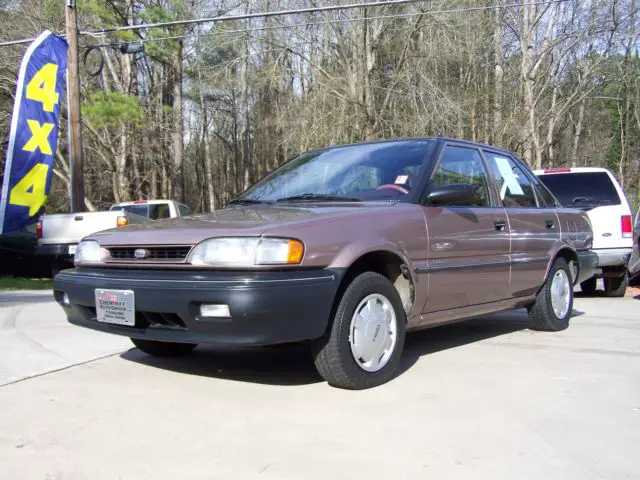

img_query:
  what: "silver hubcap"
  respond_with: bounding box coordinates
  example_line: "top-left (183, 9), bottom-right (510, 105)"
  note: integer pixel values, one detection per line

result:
top-left (550, 270), bottom-right (571, 319)
top-left (349, 294), bottom-right (397, 373)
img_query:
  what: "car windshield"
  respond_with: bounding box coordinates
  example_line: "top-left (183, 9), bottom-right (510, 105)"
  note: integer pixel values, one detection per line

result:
top-left (537, 172), bottom-right (621, 207)
top-left (236, 140), bottom-right (432, 202)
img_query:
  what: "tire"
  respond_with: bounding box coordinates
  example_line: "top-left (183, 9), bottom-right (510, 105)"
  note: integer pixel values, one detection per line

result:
top-left (131, 338), bottom-right (197, 357)
top-left (529, 258), bottom-right (573, 332)
top-left (580, 277), bottom-right (597, 295)
top-left (604, 271), bottom-right (628, 298)
top-left (311, 272), bottom-right (406, 390)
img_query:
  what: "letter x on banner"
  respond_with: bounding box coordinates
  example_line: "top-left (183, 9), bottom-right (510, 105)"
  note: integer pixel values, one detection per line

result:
top-left (0, 30), bottom-right (68, 234)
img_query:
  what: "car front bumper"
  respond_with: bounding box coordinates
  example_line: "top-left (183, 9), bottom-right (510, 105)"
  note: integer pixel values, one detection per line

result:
top-left (53, 267), bottom-right (343, 346)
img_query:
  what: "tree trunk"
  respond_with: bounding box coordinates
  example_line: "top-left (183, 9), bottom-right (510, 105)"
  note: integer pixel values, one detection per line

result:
top-left (483, 60), bottom-right (490, 145)
top-left (521, 0), bottom-right (541, 167)
top-left (151, 164), bottom-right (158, 199)
top-left (619, 100), bottom-right (627, 188)
top-left (117, 124), bottom-right (130, 200)
top-left (471, 99), bottom-right (477, 142)
top-left (199, 79), bottom-right (215, 212)
top-left (172, 40), bottom-right (184, 202)
top-left (241, 37), bottom-right (251, 192)
top-left (546, 86), bottom-right (558, 167)
top-left (570, 99), bottom-right (585, 167)
top-left (493, 1), bottom-right (504, 145)
top-left (363, 11), bottom-right (377, 138)
top-left (161, 158), bottom-right (169, 199)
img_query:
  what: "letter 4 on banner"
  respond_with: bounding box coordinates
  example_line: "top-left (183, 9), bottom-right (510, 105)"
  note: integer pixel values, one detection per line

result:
top-left (0, 30), bottom-right (68, 234)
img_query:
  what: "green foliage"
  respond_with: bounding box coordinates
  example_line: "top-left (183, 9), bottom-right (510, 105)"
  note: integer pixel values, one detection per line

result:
top-left (42, 0), bottom-right (63, 18)
top-left (115, 30), bottom-right (138, 43)
top-left (83, 91), bottom-right (145, 128)
top-left (79, 0), bottom-right (118, 26)
top-left (0, 277), bottom-right (52, 290)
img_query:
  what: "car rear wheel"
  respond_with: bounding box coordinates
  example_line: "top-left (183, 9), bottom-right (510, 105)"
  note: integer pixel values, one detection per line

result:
top-left (579, 277), bottom-right (597, 295)
top-left (604, 271), bottom-right (628, 298)
top-left (131, 338), bottom-right (197, 357)
top-left (311, 272), bottom-right (406, 390)
top-left (529, 258), bottom-right (573, 331)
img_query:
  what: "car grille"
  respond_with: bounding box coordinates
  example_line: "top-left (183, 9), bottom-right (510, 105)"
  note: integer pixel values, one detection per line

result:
top-left (85, 307), bottom-right (186, 328)
top-left (137, 311), bottom-right (186, 328)
top-left (107, 246), bottom-right (191, 262)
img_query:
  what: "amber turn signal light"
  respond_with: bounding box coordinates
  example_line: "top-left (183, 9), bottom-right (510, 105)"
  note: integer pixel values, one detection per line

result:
top-left (116, 216), bottom-right (129, 227)
top-left (287, 239), bottom-right (304, 264)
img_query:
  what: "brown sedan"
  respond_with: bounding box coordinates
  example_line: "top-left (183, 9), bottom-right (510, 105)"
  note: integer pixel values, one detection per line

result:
top-left (54, 137), bottom-right (596, 389)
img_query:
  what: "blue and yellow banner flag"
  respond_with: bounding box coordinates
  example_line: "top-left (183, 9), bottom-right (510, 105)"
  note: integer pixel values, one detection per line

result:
top-left (0, 31), bottom-right (68, 234)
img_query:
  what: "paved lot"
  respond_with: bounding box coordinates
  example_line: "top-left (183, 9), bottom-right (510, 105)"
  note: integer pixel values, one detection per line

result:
top-left (0, 290), bottom-right (639, 479)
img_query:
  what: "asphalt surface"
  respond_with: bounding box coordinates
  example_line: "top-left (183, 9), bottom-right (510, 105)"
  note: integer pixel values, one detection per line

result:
top-left (0, 289), bottom-right (638, 479)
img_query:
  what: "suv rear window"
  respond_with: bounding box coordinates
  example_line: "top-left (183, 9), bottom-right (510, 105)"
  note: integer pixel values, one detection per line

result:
top-left (536, 172), bottom-right (621, 207)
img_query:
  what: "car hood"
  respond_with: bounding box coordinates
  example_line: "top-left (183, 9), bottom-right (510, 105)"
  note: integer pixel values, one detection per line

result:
top-left (88, 202), bottom-right (397, 245)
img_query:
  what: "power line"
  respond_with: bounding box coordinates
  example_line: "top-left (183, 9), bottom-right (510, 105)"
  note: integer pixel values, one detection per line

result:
top-left (2, 0), bottom-right (418, 47)
top-left (81, 0), bottom-right (426, 35)
top-left (87, 10), bottom-right (436, 48)
top-left (0, 36), bottom-right (42, 46)
top-left (83, 0), bottom-right (570, 49)
top-left (0, 0), bottom-right (567, 48)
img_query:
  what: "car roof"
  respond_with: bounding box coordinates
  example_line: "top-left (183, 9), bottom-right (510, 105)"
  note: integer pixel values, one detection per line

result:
top-left (302, 136), bottom-right (519, 159)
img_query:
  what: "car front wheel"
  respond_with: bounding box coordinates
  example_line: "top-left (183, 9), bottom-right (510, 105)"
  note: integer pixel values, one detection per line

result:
top-left (312, 272), bottom-right (406, 390)
top-left (529, 258), bottom-right (573, 331)
top-left (131, 338), bottom-right (197, 357)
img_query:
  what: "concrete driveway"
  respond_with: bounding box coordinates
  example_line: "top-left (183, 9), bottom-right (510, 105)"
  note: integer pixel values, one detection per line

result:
top-left (0, 290), bottom-right (638, 479)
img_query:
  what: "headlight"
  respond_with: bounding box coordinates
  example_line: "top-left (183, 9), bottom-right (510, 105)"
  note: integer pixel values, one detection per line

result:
top-left (74, 240), bottom-right (102, 265)
top-left (188, 237), bottom-right (304, 266)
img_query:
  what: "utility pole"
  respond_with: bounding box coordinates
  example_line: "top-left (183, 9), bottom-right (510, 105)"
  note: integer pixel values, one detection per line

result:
top-left (64, 0), bottom-right (85, 212)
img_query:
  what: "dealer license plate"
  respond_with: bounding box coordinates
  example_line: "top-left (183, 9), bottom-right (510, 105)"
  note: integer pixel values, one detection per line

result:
top-left (95, 289), bottom-right (135, 326)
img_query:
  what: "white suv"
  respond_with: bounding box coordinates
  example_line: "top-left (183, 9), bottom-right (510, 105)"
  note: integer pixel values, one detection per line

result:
top-left (535, 167), bottom-right (633, 297)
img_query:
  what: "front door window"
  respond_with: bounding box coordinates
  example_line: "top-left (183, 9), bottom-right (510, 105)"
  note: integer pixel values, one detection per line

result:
top-left (430, 146), bottom-right (491, 207)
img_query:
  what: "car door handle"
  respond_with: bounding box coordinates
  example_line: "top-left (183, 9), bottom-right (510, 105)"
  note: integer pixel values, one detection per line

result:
top-left (545, 220), bottom-right (555, 229)
top-left (494, 219), bottom-right (506, 231)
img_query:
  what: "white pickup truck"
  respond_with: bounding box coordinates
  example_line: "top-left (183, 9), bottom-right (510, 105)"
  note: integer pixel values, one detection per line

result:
top-left (37, 199), bottom-right (191, 274)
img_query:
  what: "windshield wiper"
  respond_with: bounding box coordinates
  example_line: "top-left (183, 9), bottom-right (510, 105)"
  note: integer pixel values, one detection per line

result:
top-left (228, 198), bottom-right (267, 205)
top-left (276, 193), bottom-right (362, 203)
top-left (572, 196), bottom-right (601, 204)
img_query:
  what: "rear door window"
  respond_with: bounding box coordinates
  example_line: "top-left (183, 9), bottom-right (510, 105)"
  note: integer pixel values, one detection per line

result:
top-left (536, 172), bottom-right (621, 208)
top-left (483, 152), bottom-right (538, 207)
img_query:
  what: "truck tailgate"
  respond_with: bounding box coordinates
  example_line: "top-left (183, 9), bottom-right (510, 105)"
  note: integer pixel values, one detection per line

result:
top-left (586, 206), bottom-right (633, 250)
top-left (39, 211), bottom-right (123, 246)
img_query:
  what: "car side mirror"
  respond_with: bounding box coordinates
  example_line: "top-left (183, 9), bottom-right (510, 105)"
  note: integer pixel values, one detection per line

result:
top-left (424, 184), bottom-right (478, 206)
